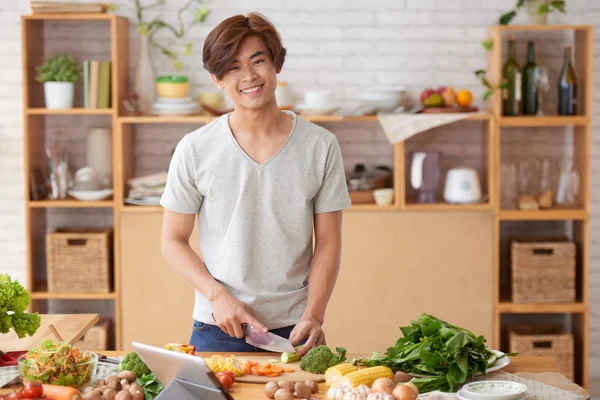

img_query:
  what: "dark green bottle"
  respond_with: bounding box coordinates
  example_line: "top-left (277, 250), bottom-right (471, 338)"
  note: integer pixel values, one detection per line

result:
top-left (502, 38), bottom-right (521, 116)
top-left (521, 41), bottom-right (538, 115)
top-left (558, 46), bottom-right (578, 115)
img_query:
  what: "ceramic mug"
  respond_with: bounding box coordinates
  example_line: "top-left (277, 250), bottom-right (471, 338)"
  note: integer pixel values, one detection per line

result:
top-left (374, 188), bottom-right (394, 205)
top-left (198, 92), bottom-right (224, 116)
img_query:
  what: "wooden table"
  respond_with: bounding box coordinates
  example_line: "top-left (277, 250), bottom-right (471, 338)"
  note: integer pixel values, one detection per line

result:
top-left (1, 352), bottom-right (561, 399)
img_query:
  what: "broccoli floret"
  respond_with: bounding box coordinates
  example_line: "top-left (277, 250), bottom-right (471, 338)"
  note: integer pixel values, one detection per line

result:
top-left (299, 345), bottom-right (347, 374)
top-left (119, 351), bottom-right (151, 377)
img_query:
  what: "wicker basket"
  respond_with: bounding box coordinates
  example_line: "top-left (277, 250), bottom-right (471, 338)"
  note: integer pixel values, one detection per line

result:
top-left (510, 237), bottom-right (576, 303)
top-left (508, 325), bottom-right (574, 381)
top-left (46, 227), bottom-right (113, 293)
top-left (76, 318), bottom-right (110, 350)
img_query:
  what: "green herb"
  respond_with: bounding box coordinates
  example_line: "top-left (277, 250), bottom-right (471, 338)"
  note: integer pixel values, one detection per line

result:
top-left (19, 340), bottom-right (95, 388)
top-left (35, 53), bottom-right (81, 83)
top-left (366, 313), bottom-right (518, 393)
top-left (0, 274), bottom-right (40, 339)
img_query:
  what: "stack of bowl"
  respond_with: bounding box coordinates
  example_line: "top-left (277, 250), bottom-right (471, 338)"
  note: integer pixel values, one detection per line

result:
top-left (150, 75), bottom-right (199, 116)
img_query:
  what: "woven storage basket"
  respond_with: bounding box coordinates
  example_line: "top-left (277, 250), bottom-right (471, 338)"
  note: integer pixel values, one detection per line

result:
top-left (76, 318), bottom-right (110, 350)
top-left (510, 236), bottom-right (575, 303)
top-left (46, 227), bottom-right (113, 293)
top-left (508, 325), bottom-right (574, 381)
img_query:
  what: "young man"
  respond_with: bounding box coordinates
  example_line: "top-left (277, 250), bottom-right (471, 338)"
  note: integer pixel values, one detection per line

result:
top-left (160, 12), bottom-right (351, 355)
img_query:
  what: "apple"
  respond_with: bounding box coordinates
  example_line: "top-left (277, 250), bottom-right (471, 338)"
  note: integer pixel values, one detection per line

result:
top-left (420, 88), bottom-right (437, 105)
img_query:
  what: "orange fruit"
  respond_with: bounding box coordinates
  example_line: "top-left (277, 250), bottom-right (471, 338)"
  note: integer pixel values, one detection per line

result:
top-left (455, 90), bottom-right (473, 108)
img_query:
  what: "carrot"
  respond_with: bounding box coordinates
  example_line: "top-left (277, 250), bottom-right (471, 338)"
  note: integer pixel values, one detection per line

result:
top-left (265, 372), bottom-right (281, 377)
top-left (271, 366), bottom-right (283, 374)
top-left (42, 384), bottom-right (83, 400)
top-left (282, 367), bottom-right (294, 373)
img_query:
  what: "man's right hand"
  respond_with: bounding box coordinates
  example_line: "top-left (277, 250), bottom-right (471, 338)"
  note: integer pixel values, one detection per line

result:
top-left (210, 287), bottom-right (268, 338)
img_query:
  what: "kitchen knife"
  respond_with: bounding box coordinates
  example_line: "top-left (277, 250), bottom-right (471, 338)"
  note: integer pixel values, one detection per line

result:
top-left (243, 324), bottom-right (296, 353)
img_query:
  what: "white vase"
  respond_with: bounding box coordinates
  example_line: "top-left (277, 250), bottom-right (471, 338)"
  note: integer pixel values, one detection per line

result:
top-left (44, 82), bottom-right (74, 109)
top-left (134, 34), bottom-right (156, 114)
top-left (527, 0), bottom-right (549, 25)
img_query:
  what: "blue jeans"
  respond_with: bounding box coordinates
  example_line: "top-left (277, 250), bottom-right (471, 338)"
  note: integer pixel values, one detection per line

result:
top-left (190, 320), bottom-right (304, 352)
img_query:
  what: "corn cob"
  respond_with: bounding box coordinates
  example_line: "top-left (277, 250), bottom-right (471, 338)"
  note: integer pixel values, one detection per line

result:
top-left (341, 366), bottom-right (394, 389)
top-left (325, 363), bottom-right (358, 386)
top-left (204, 354), bottom-right (248, 376)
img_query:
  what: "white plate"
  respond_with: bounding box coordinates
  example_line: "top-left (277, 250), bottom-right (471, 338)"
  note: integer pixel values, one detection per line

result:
top-left (68, 189), bottom-right (113, 201)
top-left (156, 96), bottom-right (193, 104)
top-left (125, 197), bottom-right (162, 206)
top-left (460, 381), bottom-right (528, 400)
top-left (294, 103), bottom-right (339, 116)
top-left (410, 350), bottom-right (511, 378)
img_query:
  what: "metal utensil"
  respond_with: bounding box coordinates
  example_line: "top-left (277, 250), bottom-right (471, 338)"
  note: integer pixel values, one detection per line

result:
top-left (242, 324), bottom-right (295, 353)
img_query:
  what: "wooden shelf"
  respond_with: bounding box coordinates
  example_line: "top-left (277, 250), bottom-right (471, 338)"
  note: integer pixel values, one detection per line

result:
top-left (497, 302), bottom-right (587, 314)
top-left (23, 13), bottom-right (118, 21)
top-left (404, 202), bottom-right (492, 211)
top-left (118, 115), bottom-right (213, 124)
top-left (493, 24), bottom-right (592, 32)
top-left (347, 204), bottom-right (398, 211)
top-left (31, 282), bottom-right (117, 299)
top-left (499, 115), bottom-right (589, 127)
top-left (27, 108), bottom-right (113, 115)
top-left (121, 205), bottom-right (163, 213)
top-left (28, 200), bottom-right (114, 208)
top-left (120, 204), bottom-right (400, 212)
top-left (498, 209), bottom-right (587, 220)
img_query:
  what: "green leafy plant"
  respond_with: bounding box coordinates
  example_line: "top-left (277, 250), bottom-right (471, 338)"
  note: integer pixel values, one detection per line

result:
top-left (118, 0), bottom-right (210, 72)
top-left (499, 0), bottom-right (566, 25)
top-left (366, 313), bottom-right (518, 393)
top-left (35, 53), bottom-right (81, 83)
top-left (0, 274), bottom-right (40, 339)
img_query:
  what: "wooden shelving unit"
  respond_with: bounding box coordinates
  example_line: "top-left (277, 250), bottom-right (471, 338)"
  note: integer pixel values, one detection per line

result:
top-left (487, 24), bottom-right (592, 388)
top-left (21, 13), bottom-right (129, 351)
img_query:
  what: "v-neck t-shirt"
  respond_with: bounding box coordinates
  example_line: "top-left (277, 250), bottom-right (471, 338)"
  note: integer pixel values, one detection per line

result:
top-left (160, 110), bottom-right (352, 329)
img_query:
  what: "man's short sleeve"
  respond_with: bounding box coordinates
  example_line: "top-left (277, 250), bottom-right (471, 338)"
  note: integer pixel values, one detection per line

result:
top-left (313, 137), bottom-right (352, 213)
top-left (160, 134), bottom-right (203, 214)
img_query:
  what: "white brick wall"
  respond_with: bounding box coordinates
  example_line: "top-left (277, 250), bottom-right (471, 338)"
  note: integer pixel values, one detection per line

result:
top-left (1, 0), bottom-right (599, 387)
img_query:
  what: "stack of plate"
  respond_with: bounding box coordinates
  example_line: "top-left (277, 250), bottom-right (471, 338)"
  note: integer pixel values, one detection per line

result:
top-left (458, 381), bottom-right (528, 400)
top-left (149, 97), bottom-right (200, 116)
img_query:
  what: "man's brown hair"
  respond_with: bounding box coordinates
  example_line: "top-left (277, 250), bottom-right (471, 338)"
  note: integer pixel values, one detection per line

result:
top-left (202, 12), bottom-right (287, 80)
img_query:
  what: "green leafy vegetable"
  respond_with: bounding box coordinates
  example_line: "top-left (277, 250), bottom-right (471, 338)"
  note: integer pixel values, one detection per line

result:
top-left (18, 339), bottom-right (95, 388)
top-left (366, 313), bottom-right (517, 393)
top-left (138, 371), bottom-right (164, 400)
top-left (299, 345), bottom-right (346, 374)
top-left (0, 274), bottom-right (40, 339)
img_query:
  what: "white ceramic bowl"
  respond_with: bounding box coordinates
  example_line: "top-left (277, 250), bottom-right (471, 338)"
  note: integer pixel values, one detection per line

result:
top-left (459, 381), bottom-right (528, 400)
top-left (359, 88), bottom-right (406, 111)
top-left (374, 188), bottom-right (394, 205)
top-left (68, 189), bottom-right (113, 201)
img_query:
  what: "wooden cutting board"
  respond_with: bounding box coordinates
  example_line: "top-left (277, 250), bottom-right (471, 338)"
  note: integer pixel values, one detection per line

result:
top-left (232, 354), bottom-right (325, 384)
top-left (0, 314), bottom-right (99, 352)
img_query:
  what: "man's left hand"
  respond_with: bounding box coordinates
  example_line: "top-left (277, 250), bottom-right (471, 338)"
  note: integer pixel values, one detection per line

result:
top-left (289, 317), bottom-right (326, 356)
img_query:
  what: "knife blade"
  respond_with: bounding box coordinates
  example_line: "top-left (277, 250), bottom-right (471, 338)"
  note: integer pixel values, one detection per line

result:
top-left (243, 324), bottom-right (296, 353)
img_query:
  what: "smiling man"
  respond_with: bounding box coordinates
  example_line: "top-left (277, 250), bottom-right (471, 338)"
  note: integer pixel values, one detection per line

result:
top-left (160, 12), bottom-right (351, 355)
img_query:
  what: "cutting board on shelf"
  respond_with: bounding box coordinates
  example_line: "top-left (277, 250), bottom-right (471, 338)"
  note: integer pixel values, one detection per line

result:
top-left (0, 314), bottom-right (99, 351)
top-left (231, 354), bottom-right (325, 384)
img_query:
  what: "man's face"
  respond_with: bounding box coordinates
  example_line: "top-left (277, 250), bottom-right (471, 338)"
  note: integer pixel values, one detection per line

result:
top-left (213, 35), bottom-right (279, 111)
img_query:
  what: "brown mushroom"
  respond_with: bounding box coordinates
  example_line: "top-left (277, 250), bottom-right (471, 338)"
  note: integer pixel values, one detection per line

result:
top-left (117, 370), bottom-right (137, 383)
top-left (107, 375), bottom-right (121, 391)
top-left (305, 379), bottom-right (319, 394)
top-left (274, 388), bottom-right (295, 400)
top-left (115, 390), bottom-right (132, 400)
top-left (264, 381), bottom-right (280, 399)
top-left (83, 391), bottom-right (102, 400)
top-left (277, 380), bottom-right (295, 393)
top-left (103, 388), bottom-right (117, 400)
top-left (295, 382), bottom-right (312, 399)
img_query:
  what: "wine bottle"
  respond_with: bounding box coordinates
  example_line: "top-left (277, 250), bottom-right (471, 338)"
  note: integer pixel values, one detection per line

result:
top-left (502, 38), bottom-right (521, 116)
top-left (521, 41), bottom-right (538, 115)
top-left (558, 46), bottom-right (578, 115)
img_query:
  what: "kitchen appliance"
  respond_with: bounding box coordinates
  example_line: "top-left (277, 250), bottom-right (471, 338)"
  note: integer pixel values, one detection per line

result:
top-left (410, 151), bottom-right (441, 203)
top-left (243, 324), bottom-right (295, 353)
top-left (444, 168), bottom-right (482, 204)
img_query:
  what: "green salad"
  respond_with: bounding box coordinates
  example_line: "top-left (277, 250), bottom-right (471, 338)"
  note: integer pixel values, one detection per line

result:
top-left (19, 339), bottom-right (96, 387)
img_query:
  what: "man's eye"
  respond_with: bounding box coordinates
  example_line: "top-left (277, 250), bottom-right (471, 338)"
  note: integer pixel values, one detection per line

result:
top-left (253, 59), bottom-right (264, 65)
top-left (229, 66), bottom-right (239, 71)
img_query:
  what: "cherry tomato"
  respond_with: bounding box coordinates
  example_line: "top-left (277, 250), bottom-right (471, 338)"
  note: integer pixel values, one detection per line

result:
top-left (6, 392), bottom-right (24, 399)
top-left (23, 382), bottom-right (43, 398)
top-left (217, 371), bottom-right (235, 382)
top-left (217, 374), bottom-right (234, 391)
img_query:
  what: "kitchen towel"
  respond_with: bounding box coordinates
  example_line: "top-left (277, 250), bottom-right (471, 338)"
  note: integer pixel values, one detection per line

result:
top-left (377, 112), bottom-right (484, 145)
top-left (418, 371), bottom-right (588, 400)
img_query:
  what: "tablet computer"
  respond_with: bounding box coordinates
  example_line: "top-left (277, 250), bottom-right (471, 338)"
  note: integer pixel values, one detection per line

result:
top-left (132, 342), bottom-right (234, 400)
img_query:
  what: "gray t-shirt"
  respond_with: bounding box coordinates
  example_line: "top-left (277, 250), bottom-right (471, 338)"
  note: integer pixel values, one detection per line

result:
top-left (160, 110), bottom-right (352, 329)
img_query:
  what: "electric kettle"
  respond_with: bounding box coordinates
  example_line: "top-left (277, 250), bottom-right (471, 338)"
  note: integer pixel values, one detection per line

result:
top-left (410, 151), bottom-right (441, 203)
top-left (443, 168), bottom-right (482, 204)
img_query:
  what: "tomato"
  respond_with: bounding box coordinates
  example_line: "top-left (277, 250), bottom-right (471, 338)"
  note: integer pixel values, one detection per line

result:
top-left (217, 374), bottom-right (234, 391)
top-left (217, 371), bottom-right (235, 382)
top-left (6, 392), bottom-right (24, 399)
top-left (23, 382), bottom-right (43, 398)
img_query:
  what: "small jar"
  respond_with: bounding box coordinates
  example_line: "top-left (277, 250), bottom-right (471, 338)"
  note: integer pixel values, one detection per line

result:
top-left (275, 81), bottom-right (293, 110)
top-left (156, 75), bottom-right (190, 98)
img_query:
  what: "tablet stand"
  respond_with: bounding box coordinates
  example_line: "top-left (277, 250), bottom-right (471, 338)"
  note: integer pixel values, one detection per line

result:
top-left (155, 373), bottom-right (234, 400)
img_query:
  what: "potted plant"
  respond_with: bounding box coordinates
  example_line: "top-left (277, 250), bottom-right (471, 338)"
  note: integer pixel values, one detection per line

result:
top-left (35, 53), bottom-right (81, 109)
top-left (499, 0), bottom-right (566, 25)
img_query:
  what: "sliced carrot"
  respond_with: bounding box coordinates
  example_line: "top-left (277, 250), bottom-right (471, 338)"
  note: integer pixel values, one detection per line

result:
top-left (282, 368), bottom-right (294, 372)
top-left (265, 372), bottom-right (281, 377)
top-left (271, 366), bottom-right (283, 374)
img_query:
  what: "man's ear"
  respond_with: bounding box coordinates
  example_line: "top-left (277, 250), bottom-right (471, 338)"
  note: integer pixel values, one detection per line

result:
top-left (275, 65), bottom-right (282, 74)
top-left (210, 74), bottom-right (225, 90)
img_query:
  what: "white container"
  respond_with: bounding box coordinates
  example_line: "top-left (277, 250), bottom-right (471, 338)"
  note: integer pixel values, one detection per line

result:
top-left (304, 91), bottom-right (332, 107)
top-left (374, 188), bottom-right (394, 206)
top-left (443, 168), bottom-right (482, 204)
top-left (86, 128), bottom-right (112, 187)
top-left (44, 82), bottom-right (74, 109)
top-left (527, 0), bottom-right (549, 25)
top-left (275, 81), bottom-right (294, 110)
